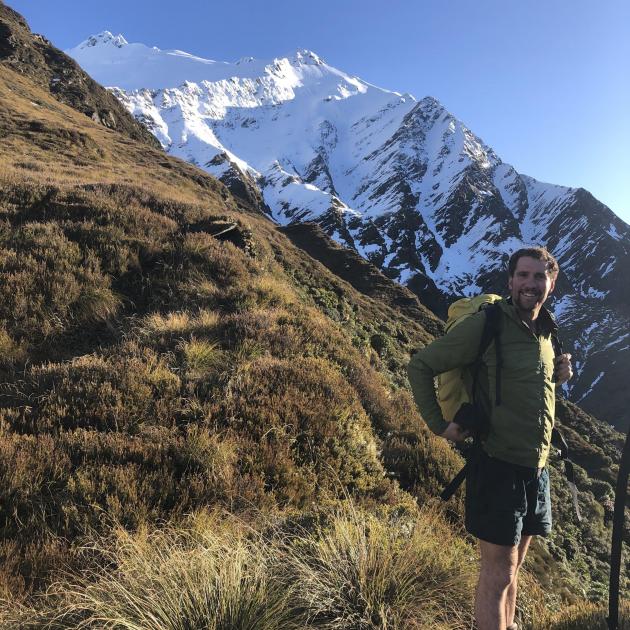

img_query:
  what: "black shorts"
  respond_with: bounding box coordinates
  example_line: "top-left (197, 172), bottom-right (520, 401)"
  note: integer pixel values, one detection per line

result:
top-left (465, 450), bottom-right (552, 546)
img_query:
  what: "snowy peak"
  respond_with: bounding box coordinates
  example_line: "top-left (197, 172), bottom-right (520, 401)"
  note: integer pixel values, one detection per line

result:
top-left (67, 36), bottom-right (368, 98)
top-left (292, 49), bottom-right (325, 66)
top-left (76, 31), bottom-right (128, 50)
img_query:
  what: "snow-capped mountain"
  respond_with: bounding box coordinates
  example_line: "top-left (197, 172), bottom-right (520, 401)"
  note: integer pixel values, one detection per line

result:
top-left (68, 33), bottom-right (630, 429)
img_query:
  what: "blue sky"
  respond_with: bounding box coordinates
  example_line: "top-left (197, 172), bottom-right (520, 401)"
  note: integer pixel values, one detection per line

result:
top-left (10, 0), bottom-right (630, 224)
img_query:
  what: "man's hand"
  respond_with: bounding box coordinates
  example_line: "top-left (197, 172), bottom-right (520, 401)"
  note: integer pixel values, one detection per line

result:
top-left (554, 353), bottom-right (573, 385)
top-left (441, 422), bottom-right (471, 443)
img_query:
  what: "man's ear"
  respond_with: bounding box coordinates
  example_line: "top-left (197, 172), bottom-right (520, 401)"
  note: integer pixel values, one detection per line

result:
top-left (508, 274), bottom-right (513, 291)
top-left (549, 276), bottom-right (556, 294)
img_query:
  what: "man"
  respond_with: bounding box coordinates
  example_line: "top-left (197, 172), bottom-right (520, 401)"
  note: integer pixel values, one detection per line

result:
top-left (407, 247), bottom-right (573, 630)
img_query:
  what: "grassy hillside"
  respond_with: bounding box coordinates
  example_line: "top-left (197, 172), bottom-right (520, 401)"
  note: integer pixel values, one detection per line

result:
top-left (0, 58), bottom-right (461, 591)
top-left (0, 9), bottom-right (628, 626)
top-left (0, 1), bottom-right (159, 147)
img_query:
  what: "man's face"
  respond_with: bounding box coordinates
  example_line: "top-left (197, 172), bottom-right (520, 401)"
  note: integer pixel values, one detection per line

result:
top-left (508, 256), bottom-right (556, 317)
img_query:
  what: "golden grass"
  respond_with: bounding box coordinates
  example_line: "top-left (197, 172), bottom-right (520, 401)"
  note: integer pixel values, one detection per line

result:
top-left (0, 503), bottom-right (481, 630)
top-left (529, 601), bottom-right (630, 629)
top-left (143, 311), bottom-right (193, 335)
top-left (0, 66), bottom-right (234, 211)
top-left (1, 524), bottom-right (296, 630)
top-left (284, 503), bottom-right (476, 630)
top-left (180, 337), bottom-right (224, 378)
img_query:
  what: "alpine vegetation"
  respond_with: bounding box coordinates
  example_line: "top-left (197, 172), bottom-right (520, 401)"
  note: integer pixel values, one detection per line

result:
top-left (0, 2), bottom-right (628, 628)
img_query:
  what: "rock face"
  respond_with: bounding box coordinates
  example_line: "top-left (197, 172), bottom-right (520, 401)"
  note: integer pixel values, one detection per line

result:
top-left (68, 34), bottom-right (630, 429)
top-left (0, 2), bottom-right (160, 147)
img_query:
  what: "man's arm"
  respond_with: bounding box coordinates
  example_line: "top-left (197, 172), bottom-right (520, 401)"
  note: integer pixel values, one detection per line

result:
top-left (407, 312), bottom-right (486, 438)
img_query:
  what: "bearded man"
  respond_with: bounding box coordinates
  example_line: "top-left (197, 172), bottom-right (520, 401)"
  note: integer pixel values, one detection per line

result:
top-left (408, 247), bottom-right (573, 630)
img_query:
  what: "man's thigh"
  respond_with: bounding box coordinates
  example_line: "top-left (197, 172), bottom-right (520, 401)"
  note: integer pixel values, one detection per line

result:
top-left (466, 453), bottom-right (552, 545)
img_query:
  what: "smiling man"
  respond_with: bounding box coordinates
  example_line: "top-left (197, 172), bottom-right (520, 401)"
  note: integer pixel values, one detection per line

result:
top-left (407, 247), bottom-right (573, 630)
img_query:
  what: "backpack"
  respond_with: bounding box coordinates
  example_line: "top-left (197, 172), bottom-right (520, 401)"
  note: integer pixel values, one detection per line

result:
top-left (436, 294), bottom-right (503, 425)
top-left (438, 294), bottom-right (582, 522)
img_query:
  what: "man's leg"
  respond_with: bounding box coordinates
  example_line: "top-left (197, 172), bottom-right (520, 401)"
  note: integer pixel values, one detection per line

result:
top-left (475, 540), bottom-right (520, 630)
top-left (505, 535), bottom-right (532, 628)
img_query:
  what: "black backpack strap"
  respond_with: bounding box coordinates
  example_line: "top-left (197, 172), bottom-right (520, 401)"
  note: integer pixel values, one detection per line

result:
top-left (551, 331), bottom-right (563, 359)
top-left (478, 303), bottom-right (502, 358)
top-left (440, 462), bottom-right (469, 501)
top-left (440, 443), bottom-right (486, 501)
top-left (475, 303), bottom-right (502, 408)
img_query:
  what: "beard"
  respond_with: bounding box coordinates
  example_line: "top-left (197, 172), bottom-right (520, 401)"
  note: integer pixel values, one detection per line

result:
top-left (513, 290), bottom-right (543, 313)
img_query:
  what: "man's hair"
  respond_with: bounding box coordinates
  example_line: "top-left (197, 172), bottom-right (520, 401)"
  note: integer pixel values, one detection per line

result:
top-left (508, 247), bottom-right (559, 278)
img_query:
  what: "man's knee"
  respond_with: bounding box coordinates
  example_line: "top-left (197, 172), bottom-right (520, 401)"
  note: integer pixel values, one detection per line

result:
top-left (479, 541), bottom-right (519, 593)
top-left (482, 561), bottom-right (517, 594)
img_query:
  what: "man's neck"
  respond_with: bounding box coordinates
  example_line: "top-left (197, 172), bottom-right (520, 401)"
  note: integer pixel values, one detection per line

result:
top-left (515, 305), bottom-right (541, 331)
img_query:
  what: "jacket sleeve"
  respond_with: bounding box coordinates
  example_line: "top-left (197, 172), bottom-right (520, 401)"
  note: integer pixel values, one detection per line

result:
top-left (407, 312), bottom-right (486, 435)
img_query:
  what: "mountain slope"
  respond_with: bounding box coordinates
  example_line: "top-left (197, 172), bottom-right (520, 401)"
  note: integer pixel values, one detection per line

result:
top-left (0, 20), bottom-right (461, 602)
top-left (67, 33), bottom-right (630, 430)
top-left (0, 6), bottom-right (627, 622)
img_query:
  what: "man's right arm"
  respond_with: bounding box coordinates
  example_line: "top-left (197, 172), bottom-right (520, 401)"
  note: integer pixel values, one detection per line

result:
top-left (407, 312), bottom-right (486, 437)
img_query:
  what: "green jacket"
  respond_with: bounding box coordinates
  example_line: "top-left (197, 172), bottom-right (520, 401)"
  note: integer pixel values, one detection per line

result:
top-left (407, 299), bottom-right (557, 468)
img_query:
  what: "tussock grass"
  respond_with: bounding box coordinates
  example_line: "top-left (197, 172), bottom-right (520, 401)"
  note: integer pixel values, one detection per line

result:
top-left (0, 504), bottom-right (479, 630)
top-left (143, 311), bottom-right (193, 335)
top-left (530, 601), bottom-right (630, 629)
top-left (180, 337), bottom-right (224, 378)
top-left (1, 523), bottom-right (296, 630)
top-left (253, 274), bottom-right (299, 308)
top-left (285, 504), bottom-right (476, 629)
top-left (139, 310), bottom-right (220, 348)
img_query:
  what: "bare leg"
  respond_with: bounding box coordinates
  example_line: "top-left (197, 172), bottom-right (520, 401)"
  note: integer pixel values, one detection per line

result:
top-left (475, 540), bottom-right (519, 630)
top-left (505, 535), bottom-right (532, 627)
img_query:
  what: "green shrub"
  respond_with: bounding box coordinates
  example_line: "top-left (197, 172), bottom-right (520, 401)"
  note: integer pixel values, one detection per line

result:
top-left (0, 222), bottom-right (119, 343)
top-left (222, 356), bottom-right (387, 505)
top-left (8, 347), bottom-right (181, 434)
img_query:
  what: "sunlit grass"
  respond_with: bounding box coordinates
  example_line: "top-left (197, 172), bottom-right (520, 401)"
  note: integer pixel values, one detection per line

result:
top-left (283, 504), bottom-right (476, 630)
top-left (180, 337), bottom-right (224, 378)
top-left (0, 504), bottom-right (481, 630)
top-left (529, 601), bottom-right (630, 629)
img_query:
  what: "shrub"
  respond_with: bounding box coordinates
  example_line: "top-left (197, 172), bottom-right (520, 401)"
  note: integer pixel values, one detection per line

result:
top-left (222, 356), bottom-right (387, 505)
top-left (0, 222), bottom-right (119, 342)
top-left (0, 326), bottom-right (27, 365)
top-left (9, 347), bottom-right (181, 434)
